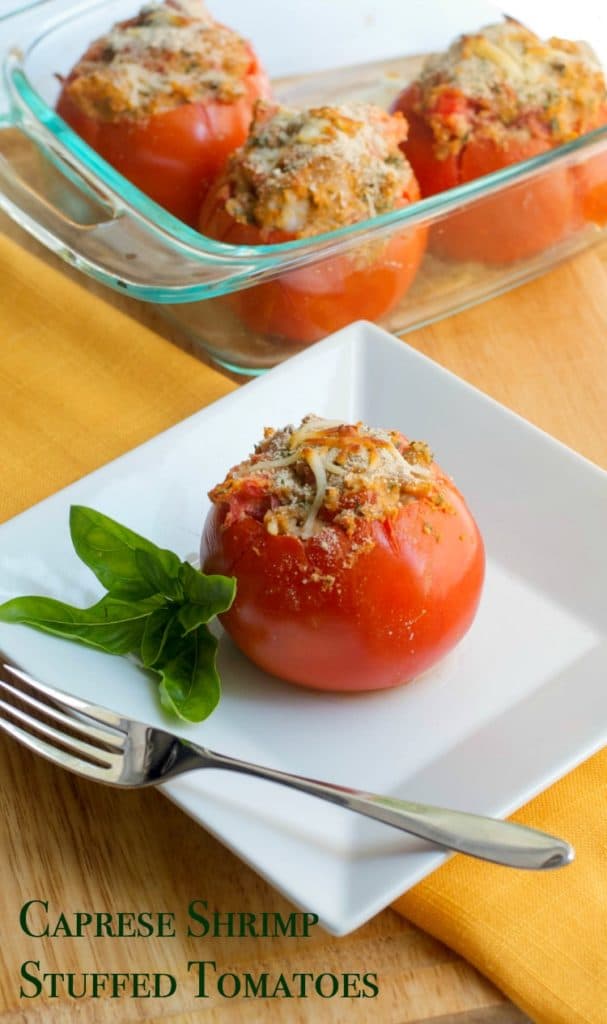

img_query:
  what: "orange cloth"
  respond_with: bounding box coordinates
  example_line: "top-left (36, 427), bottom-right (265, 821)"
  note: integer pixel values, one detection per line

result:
top-left (2, 231), bottom-right (606, 1024)
top-left (393, 752), bottom-right (607, 1023)
top-left (0, 233), bottom-right (234, 521)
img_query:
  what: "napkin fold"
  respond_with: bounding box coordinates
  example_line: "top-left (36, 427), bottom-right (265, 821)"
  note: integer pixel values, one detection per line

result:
top-left (2, 230), bottom-right (606, 1024)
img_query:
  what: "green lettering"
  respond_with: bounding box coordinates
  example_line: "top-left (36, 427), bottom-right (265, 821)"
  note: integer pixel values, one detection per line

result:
top-left (186, 900), bottom-right (209, 938)
top-left (362, 972), bottom-right (379, 997)
top-left (243, 972), bottom-right (268, 997)
top-left (20, 901), bottom-right (48, 938)
top-left (187, 960), bottom-right (215, 998)
top-left (51, 914), bottom-right (73, 938)
top-left (95, 912), bottom-right (114, 937)
top-left (272, 913), bottom-right (297, 937)
top-left (302, 912), bottom-right (319, 935)
top-left (110, 974), bottom-right (130, 997)
top-left (292, 972), bottom-right (314, 996)
top-left (43, 971), bottom-right (64, 997)
top-left (217, 971), bottom-right (240, 998)
top-left (270, 973), bottom-right (293, 998)
top-left (153, 973), bottom-right (177, 998)
top-left (19, 961), bottom-right (42, 997)
top-left (342, 972), bottom-right (362, 997)
top-left (211, 912), bottom-right (235, 936)
top-left (135, 912), bottom-right (154, 937)
top-left (131, 973), bottom-right (151, 997)
top-left (116, 913), bottom-right (136, 937)
top-left (315, 973), bottom-right (339, 998)
top-left (91, 974), bottom-right (110, 997)
top-left (73, 912), bottom-right (93, 936)
top-left (239, 912), bottom-right (257, 937)
top-left (156, 912), bottom-right (176, 938)
top-left (66, 973), bottom-right (88, 998)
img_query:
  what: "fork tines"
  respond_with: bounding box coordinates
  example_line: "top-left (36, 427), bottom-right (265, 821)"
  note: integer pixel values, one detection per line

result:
top-left (0, 658), bottom-right (126, 781)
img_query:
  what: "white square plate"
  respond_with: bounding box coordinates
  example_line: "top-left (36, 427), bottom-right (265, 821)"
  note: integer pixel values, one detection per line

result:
top-left (1, 322), bottom-right (606, 935)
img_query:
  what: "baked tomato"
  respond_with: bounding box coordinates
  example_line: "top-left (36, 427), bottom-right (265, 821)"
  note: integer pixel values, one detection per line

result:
top-left (201, 417), bottom-right (485, 692)
top-left (199, 185), bottom-right (426, 342)
top-left (56, 1), bottom-right (270, 226)
top-left (198, 103), bottom-right (426, 343)
top-left (392, 22), bottom-right (607, 264)
top-left (576, 146), bottom-right (607, 227)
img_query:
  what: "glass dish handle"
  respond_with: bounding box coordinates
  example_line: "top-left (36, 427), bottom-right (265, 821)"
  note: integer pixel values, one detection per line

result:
top-left (0, 114), bottom-right (258, 300)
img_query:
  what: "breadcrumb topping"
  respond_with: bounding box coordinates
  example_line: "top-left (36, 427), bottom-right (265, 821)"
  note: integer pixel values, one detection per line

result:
top-left (414, 19), bottom-right (607, 157)
top-left (62, 0), bottom-right (253, 121)
top-left (209, 415), bottom-right (444, 540)
top-left (224, 103), bottom-right (417, 236)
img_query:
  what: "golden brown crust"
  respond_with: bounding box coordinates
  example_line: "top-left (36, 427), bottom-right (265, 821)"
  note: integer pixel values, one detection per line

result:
top-left (63, 1), bottom-right (252, 122)
top-left (209, 416), bottom-right (447, 540)
top-left (223, 103), bottom-right (417, 236)
top-left (413, 20), bottom-right (607, 157)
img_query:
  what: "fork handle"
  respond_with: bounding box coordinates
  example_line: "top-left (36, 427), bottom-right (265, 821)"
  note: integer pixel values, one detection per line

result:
top-left (186, 746), bottom-right (573, 870)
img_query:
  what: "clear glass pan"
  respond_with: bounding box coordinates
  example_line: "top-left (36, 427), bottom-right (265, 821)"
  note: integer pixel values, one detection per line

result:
top-left (3, 0), bottom-right (607, 372)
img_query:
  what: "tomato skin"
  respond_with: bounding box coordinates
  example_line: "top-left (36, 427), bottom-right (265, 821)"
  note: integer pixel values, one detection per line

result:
top-left (198, 180), bottom-right (427, 343)
top-left (392, 83), bottom-right (607, 264)
top-left (56, 45), bottom-right (270, 226)
top-left (441, 134), bottom-right (577, 264)
top-left (576, 147), bottom-right (607, 227)
top-left (201, 477), bottom-right (485, 692)
top-left (396, 89), bottom-right (461, 199)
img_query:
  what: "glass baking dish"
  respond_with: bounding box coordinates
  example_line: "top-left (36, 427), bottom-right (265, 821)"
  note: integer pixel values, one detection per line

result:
top-left (3, 0), bottom-right (607, 373)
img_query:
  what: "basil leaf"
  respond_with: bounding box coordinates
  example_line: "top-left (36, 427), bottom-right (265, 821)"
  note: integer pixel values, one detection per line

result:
top-left (157, 625), bottom-right (221, 723)
top-left (140, 608), bottom-right (176, 668)
top-left (135, 549), bottom-right (183, 601)
top-left (178, 561), bottom-right (236, 633)
top-left (1, 506), bottom-right (237, 723)
top-left (70, 506), bottom-right (181, 600)
top-left (0, 593), bottom-right (161, 655)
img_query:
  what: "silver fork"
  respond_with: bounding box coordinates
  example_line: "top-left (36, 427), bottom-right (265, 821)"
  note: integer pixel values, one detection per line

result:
top-left (0, 655), bottom-right (574, 870)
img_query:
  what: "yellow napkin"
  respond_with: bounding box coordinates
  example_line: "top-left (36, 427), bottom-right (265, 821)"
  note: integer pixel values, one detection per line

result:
top-left (0, 232), bottom-right (234, 522)
top-left (2, 231), bottom-right (606, 1024)
top-left (393, 752), bottom-right (607, 1023)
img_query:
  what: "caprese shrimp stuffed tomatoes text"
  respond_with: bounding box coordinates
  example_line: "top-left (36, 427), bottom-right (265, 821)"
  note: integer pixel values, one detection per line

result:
top-left (201, 416), bottom-right (485, 692)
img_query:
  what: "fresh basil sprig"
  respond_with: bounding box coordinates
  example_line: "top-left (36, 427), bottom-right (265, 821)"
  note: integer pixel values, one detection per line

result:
top-left (0, 506), bottom-right (235, 723)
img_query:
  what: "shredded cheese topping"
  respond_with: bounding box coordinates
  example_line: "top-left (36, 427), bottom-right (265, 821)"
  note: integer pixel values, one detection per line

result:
top-left (224, 103), bottom-right (417, 236)
top-left (414, 19), bottom-right (607, 157)
top-left (209, 415), bottom-right (441, 540)
top-left (62, 0), bottom-right (253, 121)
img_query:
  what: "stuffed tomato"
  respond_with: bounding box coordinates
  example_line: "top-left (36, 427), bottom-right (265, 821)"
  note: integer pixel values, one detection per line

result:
top-left (391, 20), bottom-right (607, 264)
top-left (201, 416), bottom-right (485, 692)
top-left (56, 0), bottom-right (270, 225)
top-left (198, 103), bottom-right (427, 342)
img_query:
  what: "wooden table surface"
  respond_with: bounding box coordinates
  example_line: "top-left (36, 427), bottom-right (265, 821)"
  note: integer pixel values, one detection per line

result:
top-left (3, 209), bottom-right (607, 1024)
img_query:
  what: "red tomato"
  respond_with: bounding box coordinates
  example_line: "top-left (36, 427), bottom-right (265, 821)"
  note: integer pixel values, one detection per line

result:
top-left (198, 180), bottom-right (427, 343)
top-left (576, 146), bottom-right (607, 227)
top-left (388, 82), bottom-right (605, 264)
top-left (201, 455), bottom-right (484, 692)
top-left (56, 45), bottom-right (270, 226)
top-left (392, 83), bottom-right (586, 264)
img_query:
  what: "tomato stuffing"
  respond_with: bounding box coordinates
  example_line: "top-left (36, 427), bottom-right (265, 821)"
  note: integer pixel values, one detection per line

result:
top-left (198, 103), bottom-right (426, 343)
top-left (199, 183), bottom-right (426, 343)
top-left (201, 417), bottom-right (485, 692)
top-left (56, 1), bottom-right (271, 225)
top-left (391, 22), bottom-right (607, 264)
